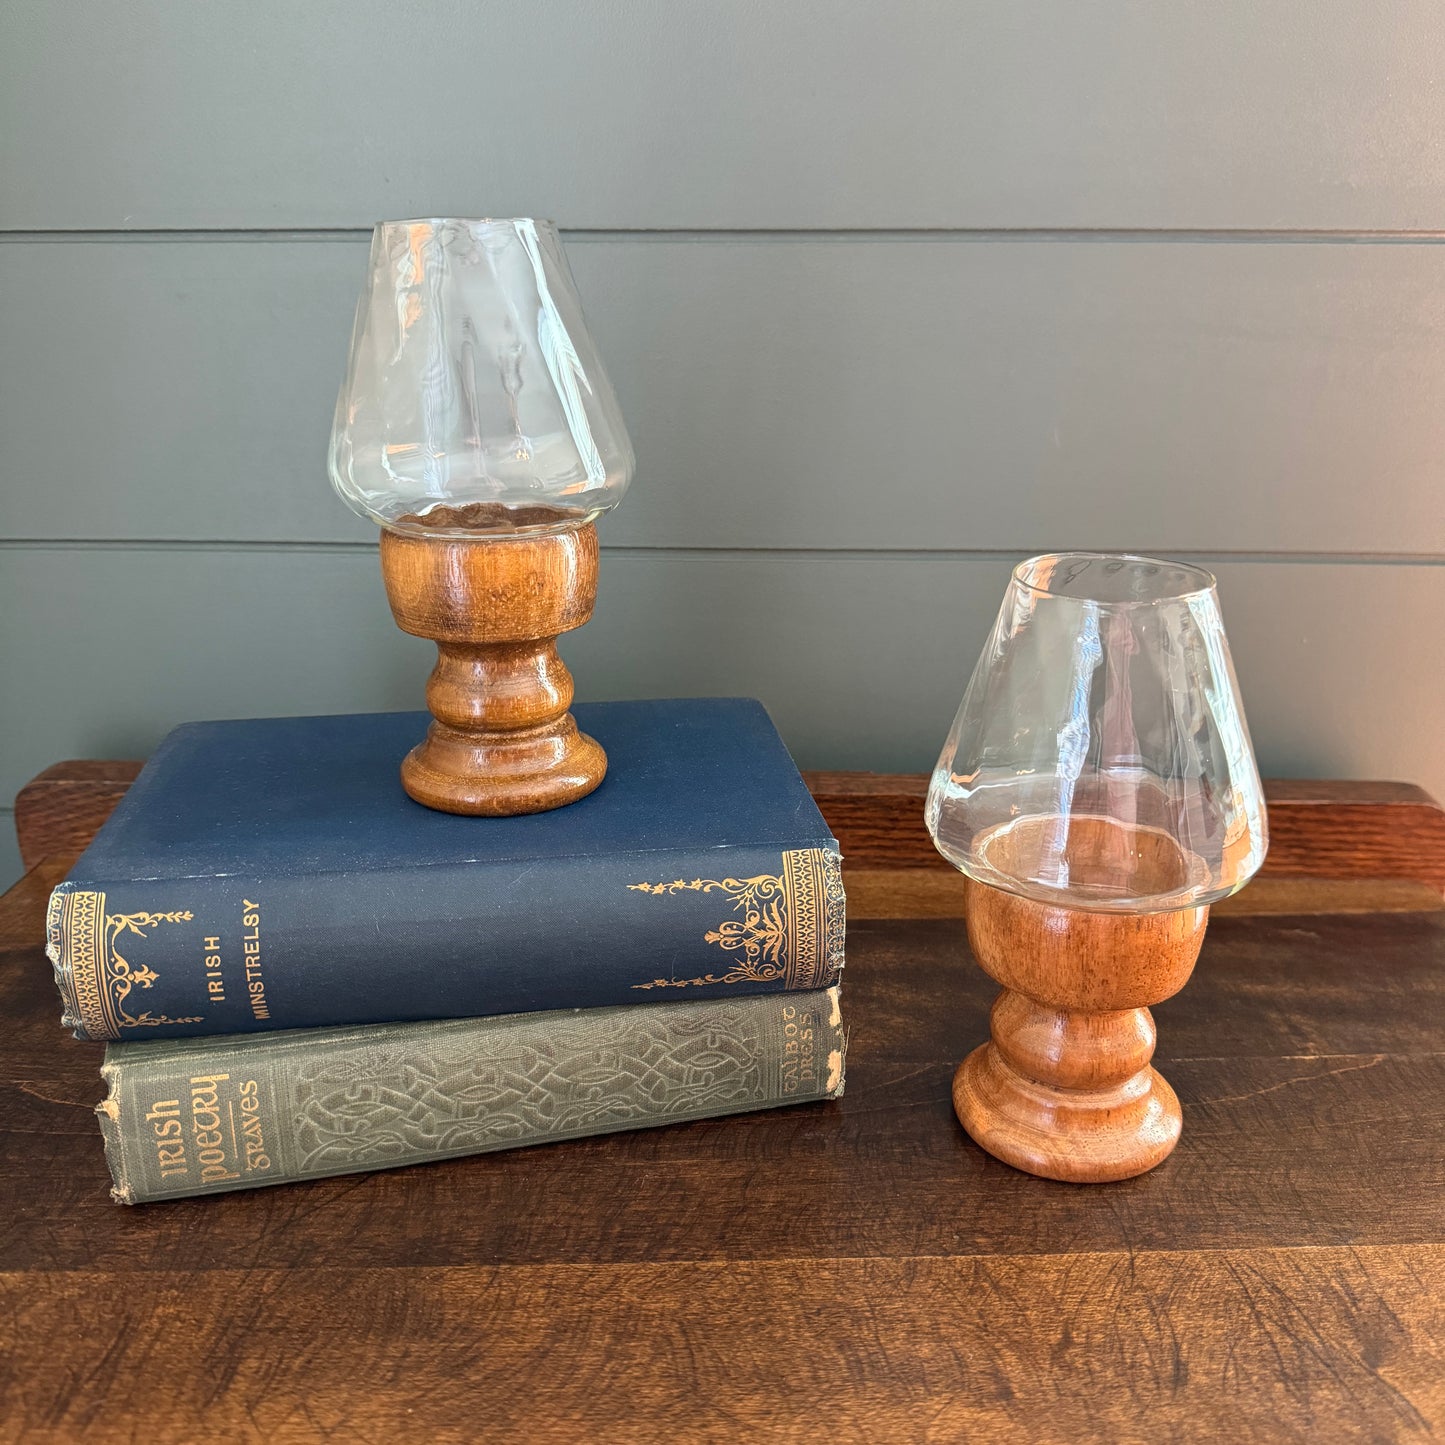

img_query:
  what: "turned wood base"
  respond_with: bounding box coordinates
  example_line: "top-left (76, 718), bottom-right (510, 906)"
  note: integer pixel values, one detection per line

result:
top-left (955, 819), bottom-right (1211, 1183)
top-left (379, 520), bottom-right (606, 816)
top-left (953, 993), bottom-right (1183, 1183)
top-left (400, 713), bottom-right (607, 817)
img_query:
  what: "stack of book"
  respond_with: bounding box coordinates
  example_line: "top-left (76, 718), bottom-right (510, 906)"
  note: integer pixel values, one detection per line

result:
top-left (45, 698), bottom-right (846, 1203)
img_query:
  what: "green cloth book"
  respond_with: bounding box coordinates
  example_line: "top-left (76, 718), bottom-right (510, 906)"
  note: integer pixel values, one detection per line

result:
top-left (97, 987), bottom-right (846, 1203)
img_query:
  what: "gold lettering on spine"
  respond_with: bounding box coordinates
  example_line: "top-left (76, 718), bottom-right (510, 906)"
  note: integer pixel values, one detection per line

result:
top-left (146, 1097), bottom-right (189, 1179)
top-left (203, 936), bottom-right (225, 1001)
top-left (627, 848), bottom-right (846, 991)
top-left (238, 1078), bottom-right (272, 1174)
top-left (779, 1001), bottom-right (821, 1095)
top-left (242, 901), bottom-right (269, 1020)
top-left (190, 1075), bottom-right (240, 1185)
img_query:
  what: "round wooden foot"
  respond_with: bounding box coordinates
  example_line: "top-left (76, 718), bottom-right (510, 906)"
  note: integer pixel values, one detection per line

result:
top-left (952, 995), bottom-right (1183, 1183)
top-left (401, 716), bottom-right (606, 816)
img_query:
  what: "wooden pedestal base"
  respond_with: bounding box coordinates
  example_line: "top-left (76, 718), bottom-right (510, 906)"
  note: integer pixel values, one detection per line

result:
top-left (955, 828), bottom-right (1210, 1183)
top-left (379, 520), bottom-right (606, 817)
top-left (953, 995), bottom-right (1183, 1183)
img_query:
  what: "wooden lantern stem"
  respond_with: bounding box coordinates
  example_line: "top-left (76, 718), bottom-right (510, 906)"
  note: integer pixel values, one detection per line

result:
top-left (427, 640), bottom-right (575, 732)
top-left (380, 521), bottom-right (607, 816)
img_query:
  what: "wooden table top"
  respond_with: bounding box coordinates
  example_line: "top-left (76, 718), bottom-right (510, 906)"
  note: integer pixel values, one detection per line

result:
top-left (3, 768), bottom-right (1443, 1441)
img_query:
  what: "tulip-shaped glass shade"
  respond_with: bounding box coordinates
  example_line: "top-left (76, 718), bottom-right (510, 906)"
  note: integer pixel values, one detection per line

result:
top-left (926, 553), bottom-right (1267, 912)
top-left (329, 218), bottom-right (634, 536)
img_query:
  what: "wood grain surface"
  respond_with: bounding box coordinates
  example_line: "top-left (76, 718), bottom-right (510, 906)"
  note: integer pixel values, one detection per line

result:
top-left (1, 824), bottom-right (1442, 1439)
top-left (4, 1249), bottom-right (1440, 1443)
top-left (13, 761), bottom-right (143, 873)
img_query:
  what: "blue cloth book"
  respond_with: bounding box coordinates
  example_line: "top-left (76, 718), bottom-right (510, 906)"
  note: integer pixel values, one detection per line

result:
top-left (47, 698), bottom-right (845, 1042)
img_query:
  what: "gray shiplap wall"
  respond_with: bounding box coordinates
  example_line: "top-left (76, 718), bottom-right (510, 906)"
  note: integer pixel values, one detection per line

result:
top-left (3, 1), bottom-right (1444, 889)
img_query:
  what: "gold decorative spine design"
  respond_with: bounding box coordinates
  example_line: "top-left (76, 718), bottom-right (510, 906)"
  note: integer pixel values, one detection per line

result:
top-left (45, 887), bottom-right (203, 1040)
top-left (48, 887), bottom-right (106, 1038)
top-left (784, 847), bottom-right (847, 990)
top-left (628, 847), bottom-right (846, 992)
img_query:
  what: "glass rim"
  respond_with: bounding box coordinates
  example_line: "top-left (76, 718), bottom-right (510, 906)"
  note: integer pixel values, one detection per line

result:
top-left (373, 215), bottom-right (557, 233)
top-left (1010, 551), bottom-right (1218, 607)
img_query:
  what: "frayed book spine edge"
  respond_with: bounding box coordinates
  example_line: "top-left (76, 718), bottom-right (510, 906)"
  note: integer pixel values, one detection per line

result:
top-left (96, 1057), bottom-right (136, 1204)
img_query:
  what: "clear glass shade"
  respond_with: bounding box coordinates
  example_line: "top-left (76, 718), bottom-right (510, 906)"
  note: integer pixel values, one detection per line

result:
top-left (926, 553), bottom-right (1268, 912)
top-left (329, 218), bottom-right (634, 536)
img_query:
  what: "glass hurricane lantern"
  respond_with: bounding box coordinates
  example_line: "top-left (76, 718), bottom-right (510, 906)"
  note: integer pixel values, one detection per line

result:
top-left (925, 553), bottom-right (1268, 1182)
top-left (329, 218), bottom-right (634, 815)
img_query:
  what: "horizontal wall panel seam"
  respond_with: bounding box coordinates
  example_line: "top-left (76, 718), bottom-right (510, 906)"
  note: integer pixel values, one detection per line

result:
top-left (9, 229), bottom-right (1445, 246)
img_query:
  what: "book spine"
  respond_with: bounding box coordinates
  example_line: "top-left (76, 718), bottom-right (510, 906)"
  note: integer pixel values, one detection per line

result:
top-left (48, 841), bottom-right (845, 1042)
top-left (96, 986), bottom-right (846, 1204)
